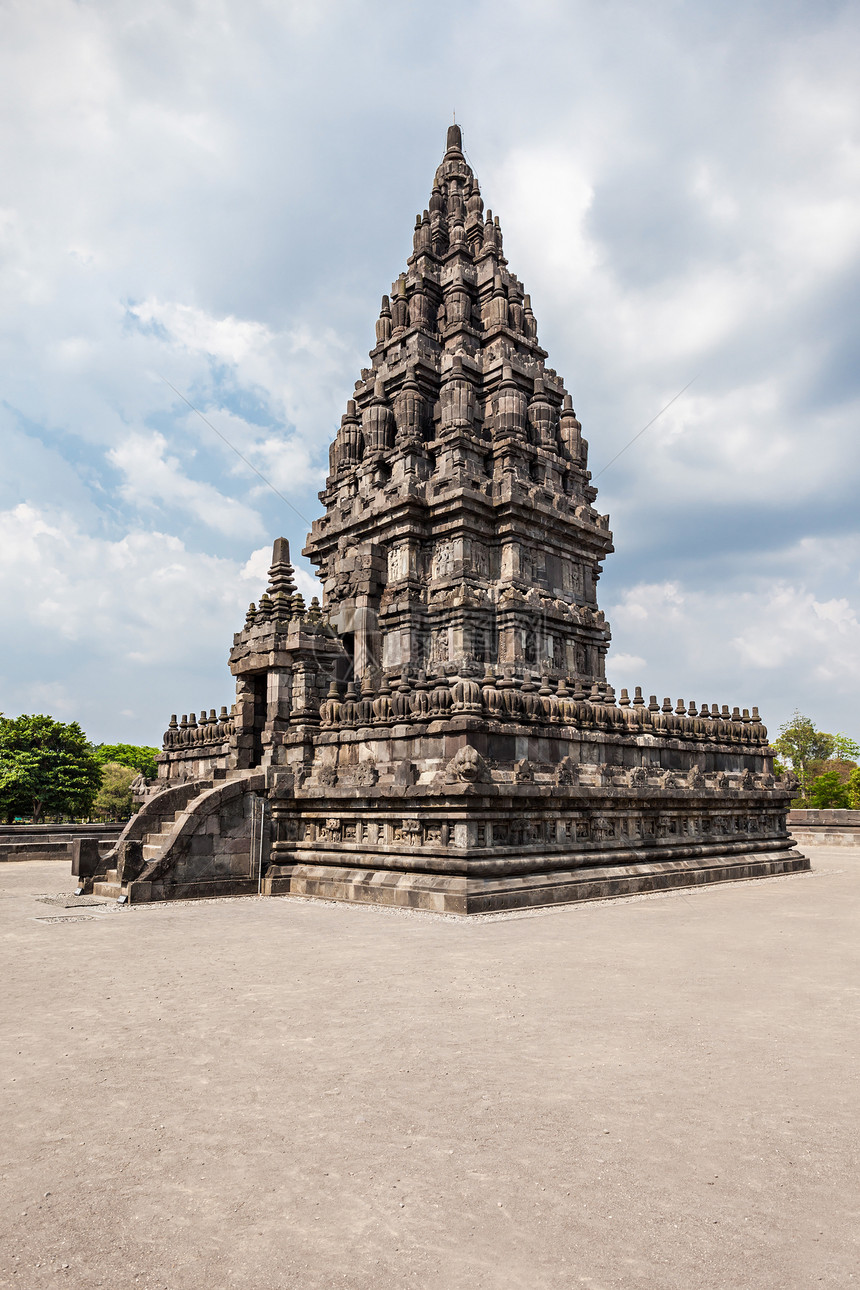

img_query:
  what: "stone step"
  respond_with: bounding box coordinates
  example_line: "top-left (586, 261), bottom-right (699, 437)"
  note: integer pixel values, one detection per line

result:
top-left (142, 843), bottom-right (163, 861)
top-left (145, 832), bottom-right (170, 848)
top-left (93, 880), bottom-right (123, 899)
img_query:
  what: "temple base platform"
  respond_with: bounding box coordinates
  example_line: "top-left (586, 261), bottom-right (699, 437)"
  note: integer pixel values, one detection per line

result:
top-left (263, 844), bottom-right (810, 915)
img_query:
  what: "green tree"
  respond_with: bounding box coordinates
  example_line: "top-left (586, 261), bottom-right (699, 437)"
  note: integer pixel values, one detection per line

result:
top-left (0, 714), bottom-right (102, 823)
top-left (847, 767), bottom-right (860, 811)
top-left (806, 770), bottom-right (851, 810)
top-left (773, 712), bottom-right (836, 798)
top-left (92, 743), bottom-right (159, 779)
top-left (92, 762), bottom-right (137, 820)
top-left (831, 734), bottom-right (860, 764)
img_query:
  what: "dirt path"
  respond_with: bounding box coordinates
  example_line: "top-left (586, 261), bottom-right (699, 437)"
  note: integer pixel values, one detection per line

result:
top-left (1, 850), bottom-right (857, 1289)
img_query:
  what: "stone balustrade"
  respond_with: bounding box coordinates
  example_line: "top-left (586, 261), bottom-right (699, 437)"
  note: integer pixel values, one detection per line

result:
top-left (317, 672), bottom-right (769, 746)
top-left (162, 706), bottom-right (237, 751)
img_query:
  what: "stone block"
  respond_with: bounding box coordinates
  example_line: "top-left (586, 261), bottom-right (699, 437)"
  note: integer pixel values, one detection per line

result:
top-left (70, 838), bottom-right (101, 878)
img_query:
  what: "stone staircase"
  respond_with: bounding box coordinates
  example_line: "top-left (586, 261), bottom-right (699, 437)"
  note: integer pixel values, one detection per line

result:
top-left (88, 770), bottom-right (265, 903)
top-left (90, 780), bottom-right (216, 900)
top-left (92, 869), bottom-right (122, 899)
top-left (91, 803), bottom-right (196, 897)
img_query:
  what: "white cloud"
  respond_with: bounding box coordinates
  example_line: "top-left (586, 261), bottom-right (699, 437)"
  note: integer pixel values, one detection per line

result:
top-left (0, 503), bottom-right (244, 658)
top-left (732, 589), bottom-right (860, 679)
top-left (108, 430), bottom-right (265, 537)
top-left (133, 299), bottom-right (273, 368)
top-left (0, 0), bottom-right (859, 743)
top-left (605, 559), bottom-right (860, 733)
top-left (606, 653), bottom-right (647, 676)
top-left (0, 504), bottom-right (326, 742)
top-left (0, 504), bottom-right (253, 742)
top-left (133, 296), bottom-right (355, 448)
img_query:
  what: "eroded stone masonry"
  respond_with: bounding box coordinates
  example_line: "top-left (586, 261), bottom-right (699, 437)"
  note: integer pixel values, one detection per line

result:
top-left (82, 125), bottom-right (808, 912)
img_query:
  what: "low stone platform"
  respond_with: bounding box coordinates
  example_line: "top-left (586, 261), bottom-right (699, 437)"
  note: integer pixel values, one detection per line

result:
top-left (790, 808), bottom-right (860, 847)
top-left (0, 823), bottom-right (123, 863)
top-left (266, 844), bottom-right (809, 914)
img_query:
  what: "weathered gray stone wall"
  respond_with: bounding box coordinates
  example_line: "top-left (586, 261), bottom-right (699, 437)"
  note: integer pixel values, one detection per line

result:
top-left (789, 809), bottom-right (860, 847)
top-left (0, 823), bottom-right (123, 863)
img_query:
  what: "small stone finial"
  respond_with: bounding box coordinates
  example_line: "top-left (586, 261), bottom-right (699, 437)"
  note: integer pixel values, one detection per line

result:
top-left (447, 123), bottom-right (463, 153)
top-left (376, 295), bottom-right (392, 344)
top-left (265, 537), bottom-right (297, 612)
top-left (522, 294), bottom-right (537, 339)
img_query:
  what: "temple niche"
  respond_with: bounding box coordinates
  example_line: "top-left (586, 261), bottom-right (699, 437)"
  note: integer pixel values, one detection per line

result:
top-left (78, 125), bottom-right (808, 913)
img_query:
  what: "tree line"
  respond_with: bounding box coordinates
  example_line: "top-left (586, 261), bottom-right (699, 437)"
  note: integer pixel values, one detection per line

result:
top-left (773, 711), bottom-right (860, 809)
top-left (0, 713), bottom-right (159, 824)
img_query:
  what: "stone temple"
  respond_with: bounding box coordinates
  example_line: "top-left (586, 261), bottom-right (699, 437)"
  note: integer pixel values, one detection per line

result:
top-left (80, 125), bottom-right (809, 912)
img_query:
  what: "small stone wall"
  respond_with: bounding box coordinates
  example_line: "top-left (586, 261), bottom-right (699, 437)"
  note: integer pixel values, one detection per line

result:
top-left (789, 809), bottom-right (860, 847)
top-left (0, 823), bottom-right (124, 863)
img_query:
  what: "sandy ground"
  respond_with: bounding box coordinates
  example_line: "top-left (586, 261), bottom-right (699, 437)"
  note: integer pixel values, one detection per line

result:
top-left (1, 849), bottom-right (857, 1290)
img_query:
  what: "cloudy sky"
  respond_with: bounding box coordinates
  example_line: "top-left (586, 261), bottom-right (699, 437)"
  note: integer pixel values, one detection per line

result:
top-left (1, 0), bottom-right (859, 747)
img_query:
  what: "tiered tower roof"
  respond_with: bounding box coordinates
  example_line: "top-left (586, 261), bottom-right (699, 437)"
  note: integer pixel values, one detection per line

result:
top-left (304, 124), bottom-right (614, 684)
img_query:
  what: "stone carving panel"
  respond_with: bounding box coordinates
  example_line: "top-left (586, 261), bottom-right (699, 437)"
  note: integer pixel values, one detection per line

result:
top-left (432, 540), bottom-right (454, 579)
